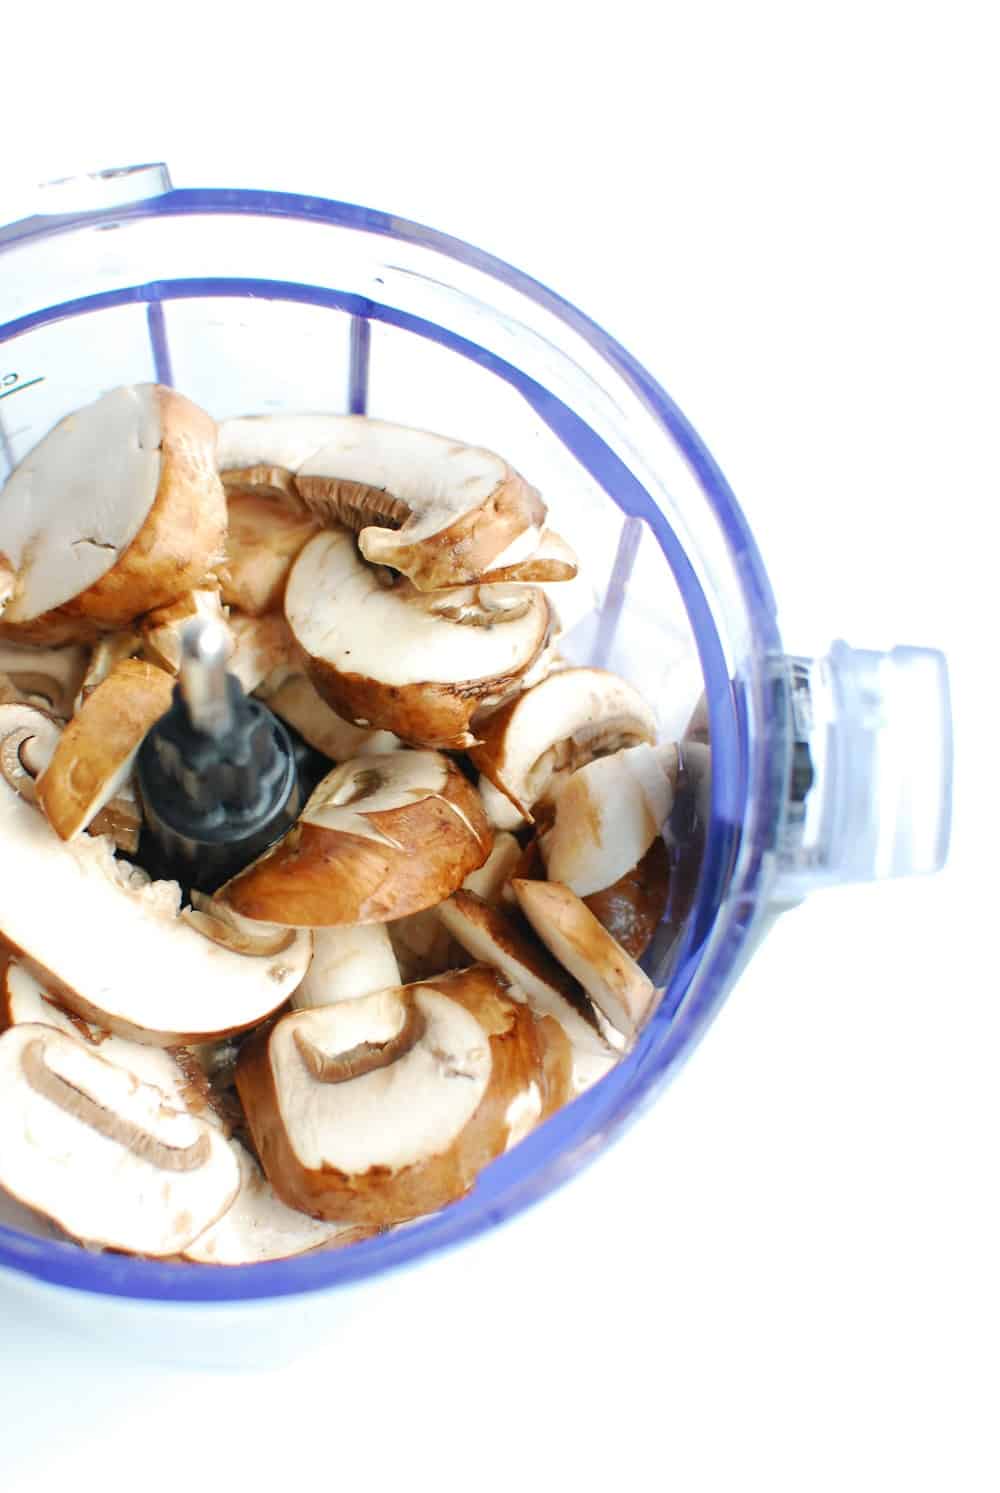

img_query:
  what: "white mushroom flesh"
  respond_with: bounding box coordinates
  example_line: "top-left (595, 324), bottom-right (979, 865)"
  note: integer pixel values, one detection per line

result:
top-left (257, 671), bottom-right (400, 759)
top-left (286, 529), bottom-right (549, 688)
top-left (272, 989), bottom-right (490, 1174)
top-left (0, 1024), bottom-right (240, 1254)
top-left (0, 387), bottom-right (164, 622)
top-left (292, 924), bottom-right (401, 1009)
top-left (182, 1140), bottom-right (354, 1263)
top-left (0, 773), bottom-right (310, 1043)
top-left (543, 742), bottom-right (679, 896)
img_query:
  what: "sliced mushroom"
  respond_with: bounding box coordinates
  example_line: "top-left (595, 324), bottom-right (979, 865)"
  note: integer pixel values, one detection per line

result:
top-left (36, 657), bottom-right (174, 840)
top-left (471, 529), bottom-right (578, 586)
top-left (141, 586), bottom-right (228, 674)
top-left (512, 879), bottom-right (658, 1040)
top-left (235, 965), bottom-right (566, 1227)
top-left (0, 737), bottom-right (311, 1043)
top-left (0, 1024), bottom-right (240, 1255)
top-left (437, 891), bottom-right (611, 1055)
top-left (217, 486), bottom-right (320, 616)
top-left (0, 702), bottom-right (62, 806)
top-left (541, 742), bottom-right (679, 896)
top-left (582, 835), bottom-right (672, 960)
top-left (0, 641), bottom-right (89, 717)
top-left (292, 924), bottom-right (401, 1010)
top-left (182, 1139), bottom-right (364, 1263)
top-left (73, 629), bottom-right (143, 712)
top-left (388, 909), bottom-right (463, 984)
top-left (469, 668), bottom-right (658, 827)
top-left (0, 957), bottom-right (224, 1128)
top-left (0, 385), bottom-right (226, 635)
top-left (256, 670), bottom-right (400, 760)
top-left (87, 777), bottom-right (144, 855)
top-left (180, 893), bottom-right (300, 959)
top-left (460, 830), bottom-right (522, 904)
top-left (221, 749), bottom-right (492, 927)
top-left (219, 414), bottom-right (547, 592)
top-left (284, 528), bottom-right (552, 750)
top-left (224, 613), bottom-right (296, 696)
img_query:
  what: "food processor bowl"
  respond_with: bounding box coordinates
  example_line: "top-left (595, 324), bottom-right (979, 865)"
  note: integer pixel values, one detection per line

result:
top-left (0, 164), bottom-right (953, 1363)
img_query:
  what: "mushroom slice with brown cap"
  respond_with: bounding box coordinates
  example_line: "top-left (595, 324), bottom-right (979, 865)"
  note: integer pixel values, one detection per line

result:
top-left (0, 641), bottom-right (89, 717)
top-left (0, 1024), bottom-right (240, 1255)
top-left (285, 528), bottom-right (551, 750)
top-left (512, 879), bottom-right (658, 1040)
top-left (0, 702), bottom-right (62, 806)
top-left (141, 586), bottom-right (228, 675)
top-left (437, 891), bottom-right (611, 1055)
top-left (0, 958), bottom-right (225, 1129)
top-left (73, 629), bottom-right (143, 712)
top-left (219, 413), bottom-right (547, 592)
top-left (36, 657), bottom-right (174, 840)
top-left (217, 486), bottom-right (320, 617)
top-left (182, 1140), bottom-right (365, 1264)
top-left (582, 836), bottom-right (672, 961)
top-left (220, 749), bottom-right (491, 927)
top-left (541, 742), bottom-right (679, 897)
top-left (236, 965), bottom-right (567, 1227)
top-left (256, 670), bottom-right (400, 760)
top-left (292, 924), bottom-right (402, 1010)
top-left (0, 733), bottom-right (311, 1044)
top-left (460, 830), bottom-right (522, 904)
top-left (469, 668), bottom-right (658, 828)
top-left (0, 385), bottom-right (226, 635)
top-left (224, 613), bottom-right (296, 696)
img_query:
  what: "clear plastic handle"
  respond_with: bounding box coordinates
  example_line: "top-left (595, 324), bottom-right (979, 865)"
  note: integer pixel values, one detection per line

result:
top-left (774, 641), bottom-right (953, 899)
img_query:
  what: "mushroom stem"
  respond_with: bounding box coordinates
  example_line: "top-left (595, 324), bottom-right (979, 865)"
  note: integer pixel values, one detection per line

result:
top-left (20, 1037), bottom-right (211, 1172)
top-left (294, 1002), bottom-right (427, 1083)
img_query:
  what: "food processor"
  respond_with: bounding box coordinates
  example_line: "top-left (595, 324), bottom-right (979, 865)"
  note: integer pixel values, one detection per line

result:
top-left (0, 162), bottom-right (953, 1363)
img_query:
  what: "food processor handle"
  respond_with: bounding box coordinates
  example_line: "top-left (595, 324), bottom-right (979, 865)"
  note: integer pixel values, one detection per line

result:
top-left (771, 642), bottom-right (953, 900)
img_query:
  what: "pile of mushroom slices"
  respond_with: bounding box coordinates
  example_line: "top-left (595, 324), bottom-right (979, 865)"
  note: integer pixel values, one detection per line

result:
top-left (0, 385), bottom-right (687, 1264)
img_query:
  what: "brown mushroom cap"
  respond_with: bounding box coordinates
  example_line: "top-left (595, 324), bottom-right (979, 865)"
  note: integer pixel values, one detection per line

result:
top-left (511, 879), bottom-right (658, 1040)
top-left (0, 1023), bottom-right (240, 1255)
top-left (36, 657), bottom-right (174, 840)
top-left (0, 385), bottom-right (225, 635)
top-left (437, 890), bottom-right (610, 1054)
top-left (235, 965), bottom-right (565, 1227)
top-left (284, 528), bottom-right (552, 750)
top-left (220, 750), bottom-right (492, 927)
top-left (581, 836), bottom-right (672, 960)
top-left (469, 668), bottom-right (659, 827)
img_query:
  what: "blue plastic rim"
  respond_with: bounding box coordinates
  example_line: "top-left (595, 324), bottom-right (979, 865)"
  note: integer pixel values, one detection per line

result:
top-left (0, 190), bottom-right (784, 1302)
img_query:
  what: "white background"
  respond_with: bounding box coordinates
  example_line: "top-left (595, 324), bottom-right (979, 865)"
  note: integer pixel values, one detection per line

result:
top-left (0, 3), bottom-right (995, 1489)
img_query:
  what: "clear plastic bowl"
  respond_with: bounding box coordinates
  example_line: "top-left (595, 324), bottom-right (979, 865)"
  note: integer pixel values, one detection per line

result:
top-left (0, 165), bottom-right (952, 1360)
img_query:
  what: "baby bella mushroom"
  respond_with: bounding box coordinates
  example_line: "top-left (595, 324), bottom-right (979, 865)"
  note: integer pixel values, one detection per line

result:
top-left (221, 749), bottom-right (492, 927)
top-left (512, 879), bottom-right (658, 1041)
top-left (217, 484), bottom-right (320, 616)
top-left (0, 1024), bottom-right (240, 1254)
top-left (470, 668), bottom-right (658, 828)
top-left (0, 640), bottom-right (89, 717)
top-left (284, 527), bottom-right (551, 749)
top-left (581, 836), bottom-right (672, 961)
top-left (292, 924), bottom-right (402, 1010)
top-left (0, 715), bottom-right (311, 1044)
top-left (0, 385), bottom-right (226, 637)
top-left (182, 1140), bottom-right (364, 1264)
top-left (235, 965), bottom-right (571, 1227)
top-left (256, 669), bottom-right (399, 760)
top-left (36, 657), bottom-right (174, 840)
top-left (219, 413), bottom-right (550, 592)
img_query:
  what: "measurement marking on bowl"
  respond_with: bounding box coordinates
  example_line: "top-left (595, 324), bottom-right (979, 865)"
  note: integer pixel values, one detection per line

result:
top-left (0, 374), bottom-right (45, 403)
